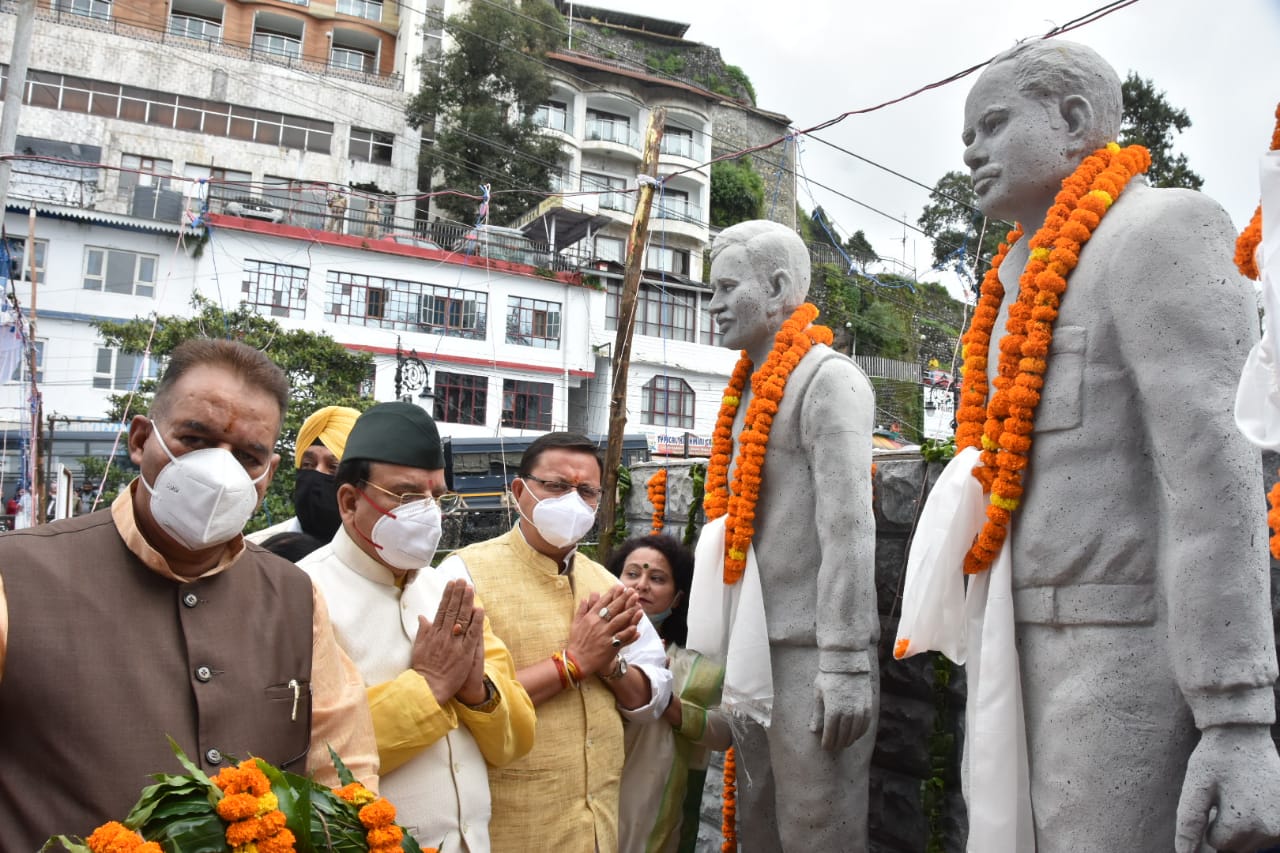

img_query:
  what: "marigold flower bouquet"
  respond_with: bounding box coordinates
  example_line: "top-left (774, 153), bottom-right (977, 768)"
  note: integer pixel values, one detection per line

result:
top-left (44, 740), bottom-right (432, 853)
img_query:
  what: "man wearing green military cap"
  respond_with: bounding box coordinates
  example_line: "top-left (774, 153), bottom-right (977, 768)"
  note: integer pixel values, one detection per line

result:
top-left (299, 402), bottom-right (535, 851)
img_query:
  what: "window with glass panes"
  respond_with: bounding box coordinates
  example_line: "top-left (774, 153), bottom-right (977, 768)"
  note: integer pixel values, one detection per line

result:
top-left (534, 100), bottom-right (568, 132)
top-left (349, 128), bottom-right (393, 164)
top-left (582, 172), bottom-right (631, 213)
top-left (4, 237), bottom-right (47, 284)
top-left (328, 271), bottom-right (487, 337)
top-left (699, 299), bottom-right (723, 346)
top-left (93, 347), bottom-right (157, 390)
top-left (119, 154), bottom-right (173, 196)
top-left (242, 260), bottom-right (308, 318)
top-left (82, 247), bottom-right (157, 297)
top-left (4, 68), bottom-right (333, 152)
top-left (8, 339), bottom-right (43, 383)
top-left (506, 296), bottom-right (561, 348)
top-left (421, 287), bottom-right (484, 338)
top-left (642, 375), bottom-right (695, 429)
top-left (433, 371), bottom-right (487, 425)
top-left (502, 379), bottom-right (553, 430)
top-left (603, 279), bottom-right (695, 341)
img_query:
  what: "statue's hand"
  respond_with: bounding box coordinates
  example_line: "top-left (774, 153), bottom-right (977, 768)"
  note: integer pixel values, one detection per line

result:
top-left (809, 671), bottom-right (872, 752)
top-left (1174, 725), bottom-right (1280, 853)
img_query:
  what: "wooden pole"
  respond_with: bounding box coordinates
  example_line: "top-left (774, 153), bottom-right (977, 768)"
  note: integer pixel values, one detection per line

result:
top-left (25, 208), bottom-right (41, 524)
top-left (598, 108), bottom-right (664, 561)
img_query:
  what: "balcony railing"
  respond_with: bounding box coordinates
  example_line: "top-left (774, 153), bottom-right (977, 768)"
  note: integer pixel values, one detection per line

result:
top-left (168, 14), bottom-right (221, 44)
top-left (652, 198), bottom-right (702, 224)
top-left (15, 0), bottom-right (401, 88)
top-left (598, 191), bottom-right (635, 215)
top-left (533, 108), bottom-right (573, 136)
top-left (585, 118), bottom-right (640, 150)
top-left (660, 134), bottom-right (704, 162)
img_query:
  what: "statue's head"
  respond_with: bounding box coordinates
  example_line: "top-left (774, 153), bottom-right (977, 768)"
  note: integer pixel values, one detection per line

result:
top-left (962, 39), bottom-right (1122, 222)
top-left (708, 220), bottom-right (810, 357)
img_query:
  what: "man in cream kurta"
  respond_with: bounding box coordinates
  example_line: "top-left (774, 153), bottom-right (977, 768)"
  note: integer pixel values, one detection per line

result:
top-left (301, 403), bottom-right (534, 852)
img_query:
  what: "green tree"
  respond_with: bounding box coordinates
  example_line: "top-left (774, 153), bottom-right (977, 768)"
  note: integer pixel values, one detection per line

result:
top-left (92, 296), bottom-right (373, 532)
top-left (710, 158), bottom-right (765, 227)
top-left (1119, 72), bottom-right (1203, 190)
top-left (806, 207), bottom-right (879, 269)
top-left (917, 170), bottom-right (1011, 271)
top-left (408, 0), bottom-right (567, 223)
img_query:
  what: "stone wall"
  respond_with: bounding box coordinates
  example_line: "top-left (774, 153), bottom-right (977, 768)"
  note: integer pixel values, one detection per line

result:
top-left (623, 453), bottom-right (1280, 852)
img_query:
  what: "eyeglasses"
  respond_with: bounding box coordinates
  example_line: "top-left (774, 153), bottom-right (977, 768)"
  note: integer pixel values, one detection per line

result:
top-left (362, 480), bottom-right (462, 514)
top-left (523, 474), bottom-right (604, 503)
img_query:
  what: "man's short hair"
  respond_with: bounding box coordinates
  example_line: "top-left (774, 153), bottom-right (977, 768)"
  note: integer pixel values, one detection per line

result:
top-left (334, 458), bottom-right (372, 492)
top-left (988, 39), bottom-right (1123, 147)
top-left (151, 339), bottom-right (290, 424)
top-left (519, 432), bottom-right (604, 480)
top-left (710, 220), bottom-right (811, 308)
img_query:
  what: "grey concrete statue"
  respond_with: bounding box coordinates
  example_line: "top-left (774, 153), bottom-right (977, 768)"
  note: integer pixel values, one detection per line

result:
top-left (689, 220), bottom-right (878, 850)
top-left (962, 39), bottom-right (1280, 852)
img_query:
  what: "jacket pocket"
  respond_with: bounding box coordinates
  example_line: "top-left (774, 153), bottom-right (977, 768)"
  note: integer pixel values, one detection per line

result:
top-left (1036, 325), bottom-right (1087, 433)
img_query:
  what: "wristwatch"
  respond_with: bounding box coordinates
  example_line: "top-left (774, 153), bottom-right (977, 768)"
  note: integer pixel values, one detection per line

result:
top-left (461, 675), bottom-right (500, 712)
top-left (601, 654), bottom-right (628, 681)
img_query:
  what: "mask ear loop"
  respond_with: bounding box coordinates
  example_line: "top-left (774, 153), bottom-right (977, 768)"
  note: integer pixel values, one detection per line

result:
top-left (349, 486), bottom-right (398, 553)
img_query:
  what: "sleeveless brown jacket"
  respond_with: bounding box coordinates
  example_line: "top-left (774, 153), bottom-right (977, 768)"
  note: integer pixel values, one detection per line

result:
top-left (0, 510), bottom-right (314, 850)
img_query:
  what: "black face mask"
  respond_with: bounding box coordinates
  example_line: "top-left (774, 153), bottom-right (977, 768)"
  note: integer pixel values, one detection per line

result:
top-left (293, 468), bottom-right (342, 543)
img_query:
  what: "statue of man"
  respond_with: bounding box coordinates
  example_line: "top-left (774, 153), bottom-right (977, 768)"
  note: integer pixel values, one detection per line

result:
top-left (687, 220), bottom-right (878, 850)
top-left (956, 39), bottom-right (1280, 852)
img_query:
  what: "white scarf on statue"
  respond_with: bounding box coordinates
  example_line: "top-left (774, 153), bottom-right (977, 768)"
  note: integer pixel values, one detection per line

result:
top-left (685, 514), bottom-right (773, 726)
top-left (894, 446), bottom-right (1035, 852)
top-left (1235, 150), bottom-right (1280, 451)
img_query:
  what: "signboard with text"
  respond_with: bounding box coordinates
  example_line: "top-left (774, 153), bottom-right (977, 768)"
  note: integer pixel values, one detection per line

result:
top-left (646, 431), bottom-right (713, 458)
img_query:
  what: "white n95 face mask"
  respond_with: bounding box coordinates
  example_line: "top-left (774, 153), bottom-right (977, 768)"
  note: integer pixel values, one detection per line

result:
top-left (141, 420), bottom-right (269, 550)
top-left (360, 492), bottom-right (444, 571)
top-left (527, 487), bottom-right (597, 549)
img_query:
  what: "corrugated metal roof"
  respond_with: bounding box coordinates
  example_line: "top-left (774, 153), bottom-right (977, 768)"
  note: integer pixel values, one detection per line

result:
top-left (7, 201), bottom-right (184, 235)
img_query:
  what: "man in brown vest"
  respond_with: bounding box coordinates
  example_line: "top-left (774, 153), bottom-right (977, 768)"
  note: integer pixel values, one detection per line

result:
top-left (0, 338), bottom-right (378, 851)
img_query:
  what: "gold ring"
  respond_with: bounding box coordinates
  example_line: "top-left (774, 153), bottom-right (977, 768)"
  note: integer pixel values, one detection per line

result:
top-left (611, 635), bottom-right (622, 648)
top-left (598, 606), bottom-right (611, 620)
top-left (452, 622), bottom-right (464, 637)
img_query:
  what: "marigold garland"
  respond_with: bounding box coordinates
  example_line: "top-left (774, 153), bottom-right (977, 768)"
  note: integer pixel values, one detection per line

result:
top-left (703, 302), bottom-right (832, 583)
top-left (1270, 480), bottom-right (1280, 561)
top-left (213, 759), bottom-right (296, 853)
top-left (1235, 102), bottom-right (1280, 280)
top-left (647, 468), bottom-right (668, 533)
top-left (720, 747), bottom-right (738, 853)
top-left (956, 142), bottom-right (1151, 574)
top-left (334, 780), bottom-right (403, 853)
top-left (86, 822), bottom-right (164, 853)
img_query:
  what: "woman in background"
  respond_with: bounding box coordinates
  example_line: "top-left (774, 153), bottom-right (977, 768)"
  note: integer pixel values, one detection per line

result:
top-left (609, 534), bottom-right (732, 853)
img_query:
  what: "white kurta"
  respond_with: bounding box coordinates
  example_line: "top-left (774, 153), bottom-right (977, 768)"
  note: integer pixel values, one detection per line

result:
top-left (300, 528), bottom-right (491, 853)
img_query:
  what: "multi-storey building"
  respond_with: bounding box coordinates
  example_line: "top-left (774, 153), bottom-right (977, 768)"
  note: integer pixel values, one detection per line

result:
top-left (0, 0), bottom-right (795, 492)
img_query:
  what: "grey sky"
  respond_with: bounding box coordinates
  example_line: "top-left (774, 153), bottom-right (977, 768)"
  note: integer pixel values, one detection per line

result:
top-left (583, 0), bottom-right (1279, 294)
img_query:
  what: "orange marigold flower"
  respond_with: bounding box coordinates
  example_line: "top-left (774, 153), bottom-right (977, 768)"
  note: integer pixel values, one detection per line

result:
top-left (368, 826), bottom-right (404, 848)
top-left (88, 821), bottom-right (161, 853)
top-left (226, 817), bottom-right (266, 846)
top-left (258, 829), bottom-right (298, 853)
top-left (359, 799), bottom-right (397, 829)
top-left (217, 792), bottom-right (260, 822)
